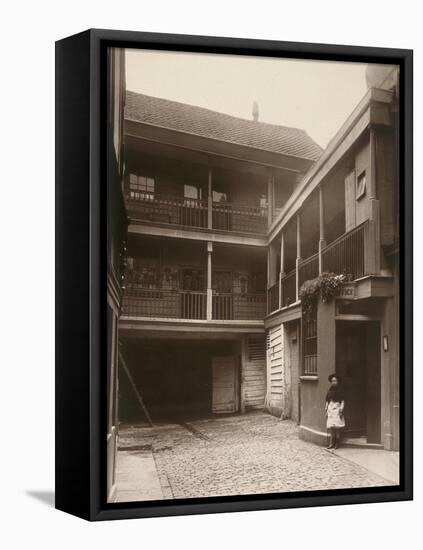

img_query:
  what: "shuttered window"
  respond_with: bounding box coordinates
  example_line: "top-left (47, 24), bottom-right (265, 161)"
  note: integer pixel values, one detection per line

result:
top-left (248, 335), bottom-right (266, 362)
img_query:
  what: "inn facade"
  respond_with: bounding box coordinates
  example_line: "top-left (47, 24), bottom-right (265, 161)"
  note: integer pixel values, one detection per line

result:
top-left (107, 59), bottom-right (400, 500)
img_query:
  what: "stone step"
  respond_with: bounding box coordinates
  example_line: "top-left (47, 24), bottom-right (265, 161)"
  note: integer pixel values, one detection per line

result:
top-left (342, 437), bottom-right (384, 450)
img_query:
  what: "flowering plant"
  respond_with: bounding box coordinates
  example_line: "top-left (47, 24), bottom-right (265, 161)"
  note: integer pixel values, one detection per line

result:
top-left (299, 272), bottom-right (351, 320)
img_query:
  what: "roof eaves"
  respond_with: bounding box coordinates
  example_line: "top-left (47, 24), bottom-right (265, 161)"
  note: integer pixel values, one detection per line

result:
top-left (125, 116), bottom-right (321, 164)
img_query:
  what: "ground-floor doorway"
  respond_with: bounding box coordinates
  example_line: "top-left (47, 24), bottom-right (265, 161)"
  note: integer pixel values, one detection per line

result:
top-left (118, 338), bottom-right (240, 422)
top-left (335, 321), bottom-right (381, 443)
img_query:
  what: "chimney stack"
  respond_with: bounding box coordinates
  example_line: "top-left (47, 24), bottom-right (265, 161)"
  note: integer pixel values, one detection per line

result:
top-left (252, 101), bottom-right (259, 122)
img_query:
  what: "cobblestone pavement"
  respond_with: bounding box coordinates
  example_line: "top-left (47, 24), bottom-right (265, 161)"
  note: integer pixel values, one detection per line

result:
top-left (118, 412), bottom-right (392, 500)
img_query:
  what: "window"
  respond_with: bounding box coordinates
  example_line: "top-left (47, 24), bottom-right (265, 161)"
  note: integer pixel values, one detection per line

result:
top-left (303, 310), bottom-right (317, 375)
top-left (260, 194), bottom-right (267, 209)
top-left (181, 268), bottom-right (205, 291)
top-left (212, 190), bottom-right (227, 203)
top-left (356, 170), bottom-right (366, 200)
top-left (184, 184), bottom-right (202, 201)
top-left (212, 271), bottom-right (232, 293)
top-left (128, 173), bottom-right (155, 200)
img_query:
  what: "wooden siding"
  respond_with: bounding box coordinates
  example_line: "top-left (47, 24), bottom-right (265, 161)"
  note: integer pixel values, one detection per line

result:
top-left (266, 324), bottom-right (285, 416)
top-left (241, 335), bottom-right (266, 410)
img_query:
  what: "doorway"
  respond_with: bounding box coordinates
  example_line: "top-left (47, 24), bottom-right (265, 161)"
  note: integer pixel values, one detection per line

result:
top-left (211, 356), bottom-right (238, 413)
top-left (335, 321), bottom-right (381, 443)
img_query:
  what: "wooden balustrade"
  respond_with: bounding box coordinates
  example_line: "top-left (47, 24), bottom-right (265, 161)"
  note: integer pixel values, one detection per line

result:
top-left (233, 293), bottom-right (267, 320)
top-left (122, 288), bottom-right (180, 318)
top-left (122, 285), bottom-right (265, 320)
top-left (180, 290), bottom-right (207, 320)
top-left (121, 222), bottom-right (369, 322)
top-left (280, 269), bottom-right (297, 308)
top-left (321, 222), bottom-right (366, 280)
top-left (298, 253), bottom-right (319, 288)
top-left (212, 292), bottom-right (233, 320)
top-left (267, 282), bottom-right (280, 314)
top-left (212, 202), bottom-right (267, 234)
top-left (125, 189), bottom-right (267, 235)
top-left (125, 192), bottom-right (208, 229)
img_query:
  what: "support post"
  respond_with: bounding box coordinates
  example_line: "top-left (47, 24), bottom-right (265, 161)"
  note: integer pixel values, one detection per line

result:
top-left (365, 127), bottom-right (381, 275)
top-left (267, 173), bottom-right (274, 227)
top-left (279, 231), bottom-right (285, 309)
top-left (208, 166), bottom-right (213, 229)
top-left (295, 212), bottom-right (302, 302)
top-left (318, 185), bottom-right (327, 275)
top-left (207, 241), bottom-right (213, 320)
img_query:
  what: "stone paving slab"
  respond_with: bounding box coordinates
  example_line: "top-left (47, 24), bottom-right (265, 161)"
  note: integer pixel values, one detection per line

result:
top-left (332, 447), bottom-right (399, 484)
top-left (114, 449), bottom-right (164, 503)
top-left (116, 413), bottom-right (393, 502)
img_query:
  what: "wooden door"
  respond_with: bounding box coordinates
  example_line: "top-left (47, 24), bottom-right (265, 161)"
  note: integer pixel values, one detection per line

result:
top-left (212, 356), bottom-right (237, 413)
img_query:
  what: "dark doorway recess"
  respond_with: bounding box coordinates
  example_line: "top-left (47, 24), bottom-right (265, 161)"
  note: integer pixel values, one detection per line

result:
top-left (336, 321), bottom-right (381, 443)
top-left (119, 338), bottom-right (239, 422)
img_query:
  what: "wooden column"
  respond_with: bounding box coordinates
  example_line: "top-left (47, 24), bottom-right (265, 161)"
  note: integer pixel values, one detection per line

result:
top-left (369, 127), bottom-right (377, 200)
top-left (295, 212), bottom-right (302, 302)
top-left (279, 231), bottom-right (285, 309)
top-left (365, 127), bottom-right (381, 275)
top-left (267, 173), bottom-right (274, 227)
top-left (207, 167), bottom-right (213, 229)
top-left (318, 185), bottom-right (327, 275)
top-left (206, 241), bottom-right (213, 320)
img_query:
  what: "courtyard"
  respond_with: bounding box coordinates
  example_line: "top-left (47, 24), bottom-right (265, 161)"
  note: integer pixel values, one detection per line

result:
top-left (114, 412), bottom-right (397, 502)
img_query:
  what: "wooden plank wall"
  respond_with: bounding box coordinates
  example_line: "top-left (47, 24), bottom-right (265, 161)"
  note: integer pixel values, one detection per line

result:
top-left (241, 335), bottom-right (266, 411)
top-left (266, 324), bottom-right (285, 417)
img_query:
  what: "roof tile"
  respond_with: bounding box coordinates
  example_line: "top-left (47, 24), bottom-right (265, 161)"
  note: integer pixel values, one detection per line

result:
top-left (125, 91), bottom-right (323, 161)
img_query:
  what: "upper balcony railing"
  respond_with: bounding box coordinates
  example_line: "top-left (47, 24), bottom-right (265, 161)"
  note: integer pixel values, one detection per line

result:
top-left (122, 284), bottom-right (266, 321)
top-left (267, 221), bottom-right (368, 315)
top-left (124, 191), bottom-right (268, 235)
top-left (212, 201), bottom-right (267, 234)
top-left (125, 193), bottom-right (209, 229)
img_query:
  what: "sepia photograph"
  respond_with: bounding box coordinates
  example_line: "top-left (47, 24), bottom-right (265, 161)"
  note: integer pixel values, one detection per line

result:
top-left (106, 46), bottom-right (401, 504)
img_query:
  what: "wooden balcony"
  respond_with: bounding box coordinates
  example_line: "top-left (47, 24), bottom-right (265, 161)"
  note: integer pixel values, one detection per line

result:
top-left (267, 282), bottom-right (279, 314)
top-left (125, 193), bottom-right (208, 229)
top-left (321, 222), bottom-right (365, 281)
top-left (122, 285), bottom-right (266, 321)
top-left (298, 253), bottom-right (319, 288)
top-left (212, 201), bottom-right (267, 234)
top-left (125, 192), bottom-right (267, 235)
top-left (267, 221), bottom-right (369, 315)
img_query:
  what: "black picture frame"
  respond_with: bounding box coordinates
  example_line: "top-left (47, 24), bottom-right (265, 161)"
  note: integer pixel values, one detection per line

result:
top-left (55, 28), bottom-right (413, 521)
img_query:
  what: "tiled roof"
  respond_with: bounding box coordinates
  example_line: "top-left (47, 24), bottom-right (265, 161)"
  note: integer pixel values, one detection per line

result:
top-left (125, 91), bottom-right (323, 162)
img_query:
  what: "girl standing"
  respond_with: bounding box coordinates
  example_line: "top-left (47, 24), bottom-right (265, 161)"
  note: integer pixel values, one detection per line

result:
top-left (325, 374), bottom-right (345, 449)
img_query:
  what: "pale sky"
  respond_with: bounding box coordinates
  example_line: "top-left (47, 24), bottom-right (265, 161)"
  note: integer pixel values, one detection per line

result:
top-left (125, 49), bottom-right (369, 149)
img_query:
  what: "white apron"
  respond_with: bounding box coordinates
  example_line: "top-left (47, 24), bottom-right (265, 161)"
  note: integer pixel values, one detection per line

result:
top-left (326, 401), bottom-right (345, 429)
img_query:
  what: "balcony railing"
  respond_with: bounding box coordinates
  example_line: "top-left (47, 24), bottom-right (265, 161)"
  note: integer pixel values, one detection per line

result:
top-left (212, 202), bottom-right (267, 234)
top-left (267, 282), bottom-right (279, 315)
top-left (298, 253), bottom-right (319, 288)
top-left (122, 285), bottom-right (266, 321)
top-left (180, 290), bottom-right (207, 320)
top-left (267, 222), bottom-right (368, 315)
top-left (125, 193), bottom-right (208, 229)
top-left (321, 222), bottom-right (366, 280)
top-left (234, 293), bottom-right (266, 320)
top-left (281, 269), bottom-right (297, 309)
top-left (212, 292), bottom-right (233, 320)
top-left (125, 192), bottom-right (267, 235)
